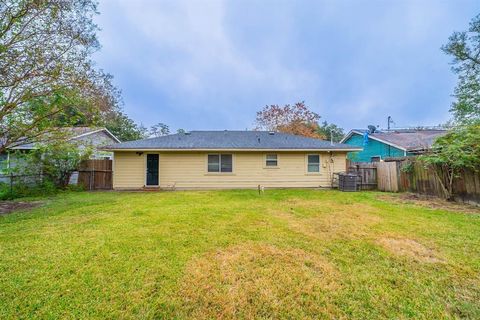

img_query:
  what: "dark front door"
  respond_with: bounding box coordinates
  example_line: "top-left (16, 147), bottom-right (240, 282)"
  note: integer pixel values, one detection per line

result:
top-left (146, 154), bottom-right (159, 186)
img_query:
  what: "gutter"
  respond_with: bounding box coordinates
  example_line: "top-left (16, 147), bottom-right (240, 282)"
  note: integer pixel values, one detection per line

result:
top-left (99, 148), bottom-right (363, 152)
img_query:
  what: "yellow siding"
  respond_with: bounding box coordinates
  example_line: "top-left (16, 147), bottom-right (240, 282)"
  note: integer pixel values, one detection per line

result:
top-left (113, 151), bottom-right (348, 190)
top-left (113, 151), bottom-right (145, 189)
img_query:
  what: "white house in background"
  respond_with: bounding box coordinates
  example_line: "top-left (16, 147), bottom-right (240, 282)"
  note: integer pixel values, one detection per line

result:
top-left (0, 127), bottom-right (121, 173)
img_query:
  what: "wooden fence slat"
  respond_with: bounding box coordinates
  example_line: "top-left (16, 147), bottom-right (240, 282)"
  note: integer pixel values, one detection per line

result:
top-left (347, 163), bottom-right (377, 190)
top-left (77, 159), bottom-right (113, 190)
top-left (377, 162), bottom-right (398, 192)
top-left (350, 159), bottom-right (479, 205)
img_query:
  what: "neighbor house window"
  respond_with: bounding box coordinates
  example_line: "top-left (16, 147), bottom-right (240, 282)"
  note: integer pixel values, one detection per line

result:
top-left (208, 154), bottom-right (233, 173)
top-left (0, 153), bottom-right (8, 173)
top-left (265, 154), bottom-right (278, 167)
top-left (307, 154), bottom-right (320, 173)
top-left (371, 156), bottom-right (381, 162)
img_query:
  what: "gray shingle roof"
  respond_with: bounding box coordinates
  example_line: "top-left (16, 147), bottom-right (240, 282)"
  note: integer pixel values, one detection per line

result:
top-left (9, 127), bottom-right (120, 150)
top-left (103, 131), bottom-right (360, 151)
top-left (344, 129), bottom-right (447, 151)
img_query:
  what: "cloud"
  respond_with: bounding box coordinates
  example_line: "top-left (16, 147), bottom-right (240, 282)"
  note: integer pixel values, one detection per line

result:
top-left (93, 0), bottom-right (479, 131)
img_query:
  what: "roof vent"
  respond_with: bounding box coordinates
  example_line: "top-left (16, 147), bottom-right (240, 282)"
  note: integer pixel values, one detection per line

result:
top-left (268, 131), bottom-right (275, 135)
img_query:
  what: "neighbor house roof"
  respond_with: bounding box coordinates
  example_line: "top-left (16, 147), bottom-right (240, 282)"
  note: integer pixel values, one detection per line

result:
top-left (103, 130), bottom-right (362, 151)
top-left (340, 129), bottom-right (447, 152)
top-left (11, 127), bottom-right (121, 150)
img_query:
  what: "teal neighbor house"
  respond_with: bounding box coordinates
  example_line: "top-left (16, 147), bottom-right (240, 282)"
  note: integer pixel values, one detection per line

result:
top-left (340, 129), bottom-right (447, 162)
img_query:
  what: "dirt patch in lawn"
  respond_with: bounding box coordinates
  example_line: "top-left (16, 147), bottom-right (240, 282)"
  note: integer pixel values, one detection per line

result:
top-left (272, 201), bottom-right (382, 240)
top-left (0, 201), bottom-right (42, 215)
top-left (178, 244), bottom-right (339, 319)
top-left (377, 237), bottom-right (443, 263)
top-left (378, 193), bottom-right (480, 214)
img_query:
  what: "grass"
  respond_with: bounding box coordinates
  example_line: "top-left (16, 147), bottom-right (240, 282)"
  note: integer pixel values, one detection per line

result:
top-left (0, 189), bottom-right (479, 319)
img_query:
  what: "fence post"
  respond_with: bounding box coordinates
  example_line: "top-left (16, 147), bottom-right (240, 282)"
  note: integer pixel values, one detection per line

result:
top-left (92, 160), bottom-right (95, 191)
top-left (9, 172), bottom-right (13, 198)
top-left (89, 170), bottom-right (93, 191)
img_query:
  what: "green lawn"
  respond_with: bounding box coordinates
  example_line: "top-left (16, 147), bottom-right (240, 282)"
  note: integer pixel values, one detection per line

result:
top-left (0, 190), bottom-right (479, 319)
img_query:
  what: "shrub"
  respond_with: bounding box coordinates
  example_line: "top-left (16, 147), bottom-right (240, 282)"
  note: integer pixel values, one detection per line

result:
top-left (0, 179), bottom-right (57, 200)
top-left (1, 141), bottom-right (92, 199)
top-left (421, 122), bottom-right (480, 200)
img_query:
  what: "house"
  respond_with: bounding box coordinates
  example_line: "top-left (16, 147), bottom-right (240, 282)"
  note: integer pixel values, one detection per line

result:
top-left (102, 130), bottom-right (361, 190)
top-left (340, 129), bottom-right (447, 162)
top-left (0, 127), bottom-right (120, 173)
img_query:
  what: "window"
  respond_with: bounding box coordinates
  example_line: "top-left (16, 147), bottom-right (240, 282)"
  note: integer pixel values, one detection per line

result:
top-left (208, 154), bottom-right (233, 173)
top-left (0, 153), bottom-right (8, 173)
top-left (265, 154), bottom-right (278, 167)
top-left (371, 156), bottom-right (381, 162)
top-left (307, 154), bottom-right (320, 173)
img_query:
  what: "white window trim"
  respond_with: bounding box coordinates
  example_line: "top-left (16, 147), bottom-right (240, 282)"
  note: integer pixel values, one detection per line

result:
top-left (205, 153), bottom-right (235, 175)
top-left (305, 153), bottom-right (321, 175)
top-left (263, 153), bottom-right (279, 169)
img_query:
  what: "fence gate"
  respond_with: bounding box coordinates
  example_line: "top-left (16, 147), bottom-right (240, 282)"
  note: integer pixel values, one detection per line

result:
top-left (377, 162), bottom-right (398, 192)
top-left (347, 162), bottom-right (377, 190)
top-left (77, 159), bottom-right (113, 190)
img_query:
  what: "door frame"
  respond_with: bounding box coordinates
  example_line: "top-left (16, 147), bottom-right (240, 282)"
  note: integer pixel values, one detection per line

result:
top-left (145, 153), bottom-right (160, 186)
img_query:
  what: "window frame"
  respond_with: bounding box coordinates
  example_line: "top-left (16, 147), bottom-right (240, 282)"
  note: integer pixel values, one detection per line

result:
top-left (306, 154), bottom-right (321, 174)
top-left (0, 153), bottom-right (9, 174)
top-left (264, 153), bottom-right (279, 168)
top-left (206, 153), bottom-right (234, 174)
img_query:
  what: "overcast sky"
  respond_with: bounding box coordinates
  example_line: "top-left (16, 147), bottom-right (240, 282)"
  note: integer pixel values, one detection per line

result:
top-left (93, 0), bottom-right (479, 132)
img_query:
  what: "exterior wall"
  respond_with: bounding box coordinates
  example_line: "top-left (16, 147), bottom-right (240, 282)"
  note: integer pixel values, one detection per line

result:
top-left (113, 151), bottom-right (146, 189)
top-left (112, 151), bottom-right (348, 190)
top-left (343, 133), bottom-right (406, 162)
top-left (73, 131), bottom-right (117, 159)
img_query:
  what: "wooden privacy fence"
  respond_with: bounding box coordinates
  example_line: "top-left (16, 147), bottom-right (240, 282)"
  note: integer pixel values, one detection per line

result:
top-left (377, 162), bottom-right (399, 192)
top-left (347, 161), bottom-right (398, 192)
top-left (347, 162), bottom-right (377, 190)
top-left (77, 159), bottom-right (112, 190)
top-left (349, 159), bottom-right (480, 206)
top-left (398, 160), bottom-right (480, 205)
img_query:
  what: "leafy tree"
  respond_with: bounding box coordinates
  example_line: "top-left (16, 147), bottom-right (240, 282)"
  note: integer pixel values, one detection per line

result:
top-left (317, 121), bottom-right (344, 142)
top-left (0, 0), bottom-right (141, 150)
top-left (423, 13), bottom-right (480, 200)
top-left (150, 123), bottom-right (170, 137)
top-left (11, 141), bottom-right (92, 189)
top-left (442, 13), bottom-right (480, 123)
top-left (102, 110), bottom-right (148, 141)
top-left (421, 121), bottom-right (480, 200)
top-left (59, 72), bottom-right (146, 142)
top-left (255, 102), bottom-right (323, 138)
top-left (73, 72), bottom-right (146, 141)
top-left (39, 142), bottom-right (92, 188)
top-left (177, 128), bottom-right (186, 134)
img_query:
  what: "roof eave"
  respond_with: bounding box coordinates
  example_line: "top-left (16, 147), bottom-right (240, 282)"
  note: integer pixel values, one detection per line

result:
top-left (72, 128), bottom-right (121, 143)
top-left (340, 130), bottom-right (409, 151)
top-left (101, 147), bottom-right (363, 152)
top-left (339, 130), bottom-right (364, 143)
